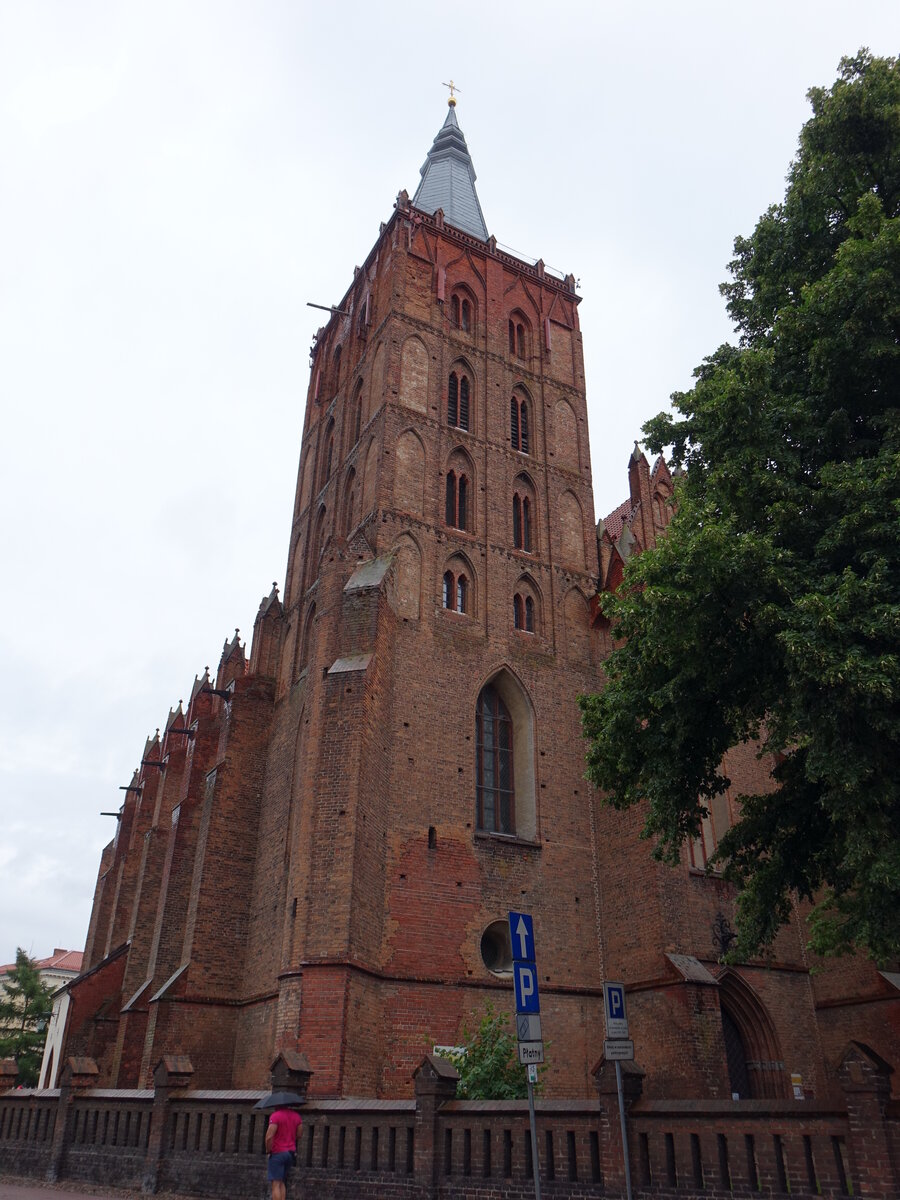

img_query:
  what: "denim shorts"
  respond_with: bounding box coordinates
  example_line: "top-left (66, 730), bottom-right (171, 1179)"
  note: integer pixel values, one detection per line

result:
top-left (267, 1150), bottom-right (295, 1182)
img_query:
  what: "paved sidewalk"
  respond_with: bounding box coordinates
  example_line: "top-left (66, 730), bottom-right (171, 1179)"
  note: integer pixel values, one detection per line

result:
top-left (0, 1188), bottom-right (127, 1200)
top-left (0, 1182), bottom-right (194, 1200)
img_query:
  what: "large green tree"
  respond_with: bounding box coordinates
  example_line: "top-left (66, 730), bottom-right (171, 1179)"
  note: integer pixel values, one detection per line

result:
top-left (580, 51), bottom-right (900, 963)
top-left (0, 949), bottom-right (55, 1086)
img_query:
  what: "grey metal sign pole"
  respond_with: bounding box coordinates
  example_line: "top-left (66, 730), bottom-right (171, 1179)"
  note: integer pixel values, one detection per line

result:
top-left (614, 1059), bottom-right (633, 1200)
top-left (509, 911), bottom-right (543, 1200)
top-left (603, 982), bottom-right (634, 1200)
top-left (527, 1069), bottom-right (542, 1200)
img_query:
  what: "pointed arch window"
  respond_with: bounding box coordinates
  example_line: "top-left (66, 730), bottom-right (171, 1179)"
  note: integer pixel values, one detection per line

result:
top-left (511, 395), bottom-right (529, 453)
top-left (476, 684), bottom-right (515, 835)
top-left (514, 592), bottom-right (535, 633)
top-left (309, 507), bottom-right (326, 585)
top-left (689, 790), bottom-right (737, 870)
top-left (445, 470), bottom-right (469, 531)
top-left (299, 603), bottom-right (316, 673)
top-left (513, 494), bottom-right (532, 553)
top-left (450, 290), bottom-right (473, 332)
top-left (447, 371), bottom-right (470, 431)
top-left (508, 319), bottom-right (527, 360)
top-left (442, 568), bottom-right (469, 614)
top-left (320, 418), bottom-right (335, 492)
top-left (342, 470), bottom-right (356, 536)
top-left (332, 345), bottom-right (342, 392)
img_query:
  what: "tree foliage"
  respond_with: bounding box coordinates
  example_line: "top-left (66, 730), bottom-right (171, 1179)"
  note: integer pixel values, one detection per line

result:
top-left (580, 52), bottom-right (900, 963)
top-left (440, 1002), bottom-right (536, 1100)
top-left (0, 949), bottom-right (55, 1086)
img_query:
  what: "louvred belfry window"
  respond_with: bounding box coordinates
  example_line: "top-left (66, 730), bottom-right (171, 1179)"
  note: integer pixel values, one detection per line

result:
top-left (511, 395), bottom-right (529, 453)
top-left (448, 371), bottom-right (470, 431)
top-left (513, 494), bottom-right (532, 552)
top-left (445, 471), bottom-right (469, 531)
top-left (476, 684), bottom-right (514, 834)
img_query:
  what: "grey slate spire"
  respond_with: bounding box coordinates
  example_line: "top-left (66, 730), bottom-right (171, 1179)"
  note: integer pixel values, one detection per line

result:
top-left (411, 103), bottom-right (488, 242)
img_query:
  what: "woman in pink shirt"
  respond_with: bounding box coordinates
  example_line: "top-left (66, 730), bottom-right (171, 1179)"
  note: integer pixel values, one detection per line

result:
top-left (265, 1106), bottom-right (303, 1200)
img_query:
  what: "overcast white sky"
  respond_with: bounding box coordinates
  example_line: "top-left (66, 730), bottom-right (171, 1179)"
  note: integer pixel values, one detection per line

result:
top-left (1, 1), bottom-right (897, 964)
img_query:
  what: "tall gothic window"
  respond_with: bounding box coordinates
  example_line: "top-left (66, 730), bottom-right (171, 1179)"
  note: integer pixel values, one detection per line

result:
top-left (514, 592), bottom-right (535, 633)
top-left (513, 494), bottom-right (531, 552)
top-left (445, 470), bottom-right (469, 530)
top-left (511, 395), bottom-right (529, 453)
top-left (508, 318), bottom-right (526, 359)
top-left (476, 684), bottom-right (514, 834)
top-left (447, 371), bottom-right (470, 431)
top-left (451, 291), bottom-right (472, 332)
top-left (342, 469), bottom-right (356, 536)
top-left (442, 568), bottom-right (469, 614)
top-left (319, 418), bottom-right (335, 493)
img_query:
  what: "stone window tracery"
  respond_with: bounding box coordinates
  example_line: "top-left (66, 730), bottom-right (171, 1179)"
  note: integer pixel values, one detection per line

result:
top-left (476, 684), bottom-right (515, 835)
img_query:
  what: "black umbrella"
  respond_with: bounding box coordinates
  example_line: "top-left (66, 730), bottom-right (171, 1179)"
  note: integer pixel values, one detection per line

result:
top-left (253, 1090), bottom-right (306, 1110)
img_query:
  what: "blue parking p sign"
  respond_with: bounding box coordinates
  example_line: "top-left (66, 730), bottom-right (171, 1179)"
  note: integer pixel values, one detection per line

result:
top-left (603, 981), bottom-right (629, 1039)
top-left (514, 962), bottom-right (540, 1013)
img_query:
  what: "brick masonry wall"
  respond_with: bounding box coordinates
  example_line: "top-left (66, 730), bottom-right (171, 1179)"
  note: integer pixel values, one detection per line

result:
top-left (62, 199), bottom-right (900, 1115)
top-left (2, 1078), bottom-right (896, 1199)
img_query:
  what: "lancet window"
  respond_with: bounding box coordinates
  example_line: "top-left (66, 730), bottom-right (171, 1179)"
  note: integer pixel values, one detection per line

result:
top-left (447, 370), bottom-right (471, 431)
top-left (510, 394), bottom-right (530, 453)
top-left (476, 684), bottom-right (515, 835)
top-left (445, 470), bottom-right (469, 531)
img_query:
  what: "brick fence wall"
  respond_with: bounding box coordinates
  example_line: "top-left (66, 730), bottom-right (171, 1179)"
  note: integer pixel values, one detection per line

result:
top-left (0, 1049), bottom-right (897, 1199)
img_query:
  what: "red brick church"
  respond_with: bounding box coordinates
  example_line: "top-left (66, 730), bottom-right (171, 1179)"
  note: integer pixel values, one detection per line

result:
top-left (58, 99), bottom-right (899, 1108)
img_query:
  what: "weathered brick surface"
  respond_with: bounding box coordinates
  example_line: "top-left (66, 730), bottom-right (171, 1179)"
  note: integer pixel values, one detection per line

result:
top-left (1, 1077), bottom-right (894, 1199)
top-left (57, 190), bottom-right (898, 1129)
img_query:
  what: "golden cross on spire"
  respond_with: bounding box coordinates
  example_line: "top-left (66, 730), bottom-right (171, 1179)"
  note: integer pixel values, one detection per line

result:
top-left (442, 79), bottom-right (461, 107)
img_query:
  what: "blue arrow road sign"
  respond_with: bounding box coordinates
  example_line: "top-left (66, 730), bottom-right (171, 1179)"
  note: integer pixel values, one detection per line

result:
top-left (514, 962), bottom-right (540, 1013)
top-left (508, 910), bottom-right (535, 963)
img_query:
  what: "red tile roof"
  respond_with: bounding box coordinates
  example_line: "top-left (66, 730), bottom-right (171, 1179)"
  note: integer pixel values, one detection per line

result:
top-left (601, 498), bottom-right (635, 541)
top-left (0, 949), bottom-right (83, 975)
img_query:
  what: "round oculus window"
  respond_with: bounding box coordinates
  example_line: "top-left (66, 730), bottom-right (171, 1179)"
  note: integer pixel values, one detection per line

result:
top-left (480, 920), bottom-right (513, 976)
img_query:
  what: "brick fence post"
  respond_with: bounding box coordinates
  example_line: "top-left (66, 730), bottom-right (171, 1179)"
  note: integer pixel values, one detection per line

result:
top-left (46, 1056), bottom-right (98, 1183)
top-left (269, 1049), bottom-right (313, 1098)
top-left (838, 1040), bottom-right (898, 1200)
top-left (413, 1053), bottom-right (459, 1195)
top-left (593, 1054), bottom-right (644, 1196)
top-left (142, 1054), bottom-right (194, 1194)
top-left (0, 1060), bottom-right (18, 1090)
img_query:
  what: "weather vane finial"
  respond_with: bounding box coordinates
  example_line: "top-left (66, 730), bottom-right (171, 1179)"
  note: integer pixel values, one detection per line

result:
top-left (442, 79), bottom-right (461, 107)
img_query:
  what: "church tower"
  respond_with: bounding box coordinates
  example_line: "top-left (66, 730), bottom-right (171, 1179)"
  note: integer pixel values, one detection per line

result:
top-left (62, 96), bottom-right (900, 1109)
top-left (239, 97), bottom-right (607, 1095)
